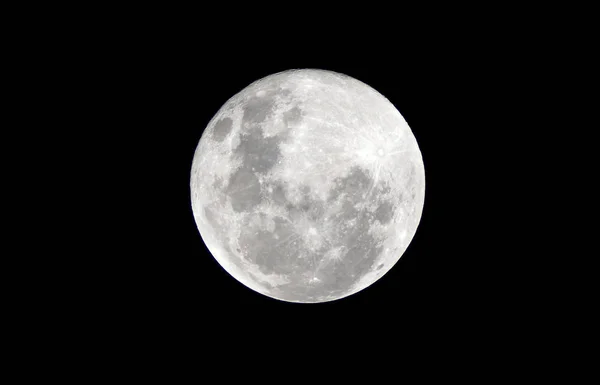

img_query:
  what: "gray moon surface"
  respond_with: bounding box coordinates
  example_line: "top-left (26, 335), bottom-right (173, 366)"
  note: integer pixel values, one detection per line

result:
top-left (190, 69), bottom-right (425, 303)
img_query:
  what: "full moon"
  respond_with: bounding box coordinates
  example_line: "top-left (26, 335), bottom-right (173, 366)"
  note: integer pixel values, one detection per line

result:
top-left (190, 69), bottom-right (425, 303)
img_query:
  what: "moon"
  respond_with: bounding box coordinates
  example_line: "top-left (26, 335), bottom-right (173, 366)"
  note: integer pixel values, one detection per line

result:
top-left (190, 69), bottom-right (425, 303)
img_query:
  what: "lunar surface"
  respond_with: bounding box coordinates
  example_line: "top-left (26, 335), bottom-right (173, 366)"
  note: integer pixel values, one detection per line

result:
top-left (190, 69), bottom-right (425, 303)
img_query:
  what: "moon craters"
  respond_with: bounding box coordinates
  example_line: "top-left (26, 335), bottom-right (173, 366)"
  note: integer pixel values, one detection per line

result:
top-left (191, 69), bottom-right (425, 303)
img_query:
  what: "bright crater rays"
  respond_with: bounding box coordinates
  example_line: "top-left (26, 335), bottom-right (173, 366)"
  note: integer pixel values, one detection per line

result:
top-left (190, 69), bottom-right (425, 303)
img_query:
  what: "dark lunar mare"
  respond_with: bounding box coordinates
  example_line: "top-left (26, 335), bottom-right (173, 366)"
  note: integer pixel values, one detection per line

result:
top-left (226, 91), bottom-right (285, 213)
top-left (212, 117), bottom-right (233, 142)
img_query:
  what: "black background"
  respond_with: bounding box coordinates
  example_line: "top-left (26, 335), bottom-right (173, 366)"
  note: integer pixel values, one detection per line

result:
top-left (64, 10), bottom-right (528, 349)
top-left (14, 4), bottom-right (571, 373)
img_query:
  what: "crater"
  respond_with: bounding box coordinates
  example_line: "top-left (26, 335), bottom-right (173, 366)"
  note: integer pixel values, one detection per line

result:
top-left (212, 117), bottom-right (233, 142)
